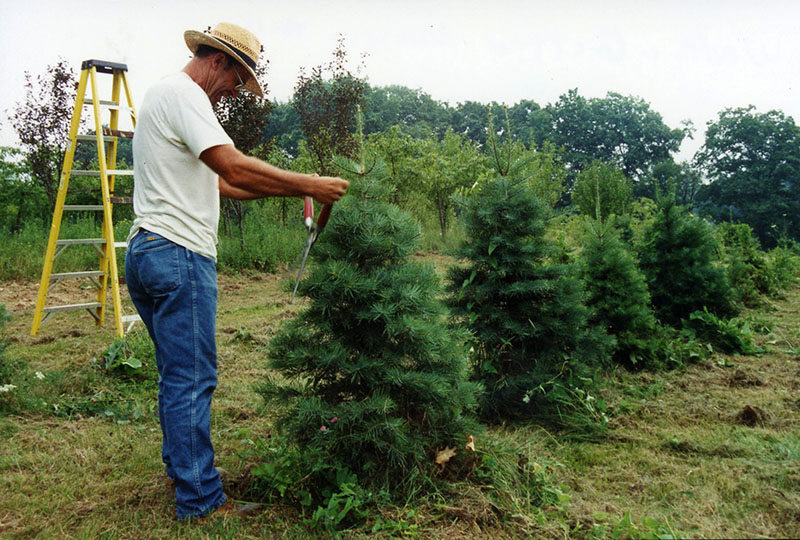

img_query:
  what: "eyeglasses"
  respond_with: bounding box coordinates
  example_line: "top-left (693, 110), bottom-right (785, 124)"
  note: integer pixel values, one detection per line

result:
top-left (234, 69), bottom-right (247, 92)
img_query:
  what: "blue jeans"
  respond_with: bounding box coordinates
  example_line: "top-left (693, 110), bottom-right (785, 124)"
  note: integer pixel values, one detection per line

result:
top-left (125, 229), bottom-right (226, 519)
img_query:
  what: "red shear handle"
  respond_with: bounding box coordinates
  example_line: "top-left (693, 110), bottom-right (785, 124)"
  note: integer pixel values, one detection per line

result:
top-left (317, 203), bottom-right (333, 233)
top-left (303, 197), bottom-right (314, 229)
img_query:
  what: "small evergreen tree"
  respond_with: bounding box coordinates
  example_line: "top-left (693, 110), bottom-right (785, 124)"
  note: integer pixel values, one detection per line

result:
top-left (718, 222), bottom-right (769, 307)
top-left (447, 176), bottom-right (609, 428)
top-left (639, 197), bottom-right (736, 325)
top-left (259, 157), bottom-right (480, 499)
top-left (579, 218), bottom-right (661, 369)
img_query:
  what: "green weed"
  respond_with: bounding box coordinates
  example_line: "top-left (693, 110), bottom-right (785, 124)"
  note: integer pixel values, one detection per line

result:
top-left (683, 308), bottom-right (761, 354)
top-left (587, 510), bottom-right (683, 540)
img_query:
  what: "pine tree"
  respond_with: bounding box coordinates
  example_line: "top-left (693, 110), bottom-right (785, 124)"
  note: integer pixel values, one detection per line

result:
top-left (717, 222), bottom-right (774, 306)
top-left (259, 157), bottom-right (480, 498)
top-left (579, 218), bottom-right (661, 369)
top-left (447, 177), bottom-right (609, 427)
top-left (639, 197), bottom-right (736, 325)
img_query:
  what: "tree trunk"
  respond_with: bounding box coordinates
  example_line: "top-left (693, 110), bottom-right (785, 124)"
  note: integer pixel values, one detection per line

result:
top-left (436, 195), bottom-right (448, 238)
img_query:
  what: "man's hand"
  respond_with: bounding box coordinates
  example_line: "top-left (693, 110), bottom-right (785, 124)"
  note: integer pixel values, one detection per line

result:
top-left (311, 175), bottom-right (349, 205)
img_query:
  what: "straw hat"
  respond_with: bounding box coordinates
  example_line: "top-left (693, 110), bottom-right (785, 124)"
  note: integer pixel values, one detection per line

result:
top-left (184, 22), bottom-right (264, 97)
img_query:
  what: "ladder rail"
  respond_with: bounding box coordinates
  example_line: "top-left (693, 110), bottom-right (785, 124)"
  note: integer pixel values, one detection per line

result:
top-left (121, 71), bottom-right (137, 127)
top-left (31, 68), bottom-right (90, 336)
top-left (89, 65), bottom-right (124, 335)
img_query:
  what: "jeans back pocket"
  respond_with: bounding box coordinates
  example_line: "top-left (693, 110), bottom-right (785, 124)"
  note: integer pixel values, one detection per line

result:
top-left (132, 232), bottom-right (183, 295)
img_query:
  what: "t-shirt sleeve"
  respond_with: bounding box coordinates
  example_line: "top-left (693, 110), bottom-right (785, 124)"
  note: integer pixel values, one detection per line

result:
top-left (168, 82), bottom-right (233, 158)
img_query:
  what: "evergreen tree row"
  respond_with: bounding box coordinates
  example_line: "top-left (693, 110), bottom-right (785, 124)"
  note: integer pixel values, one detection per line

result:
top-left (253, 140), bottom-right (796, 524)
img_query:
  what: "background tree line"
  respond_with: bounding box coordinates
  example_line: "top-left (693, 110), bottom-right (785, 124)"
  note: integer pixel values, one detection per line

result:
top-left (2, 43), bottom-right (799, 262)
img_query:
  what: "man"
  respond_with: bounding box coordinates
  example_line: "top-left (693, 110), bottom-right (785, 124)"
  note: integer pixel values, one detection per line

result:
top-left (125, 22), bottom-right (348, 520)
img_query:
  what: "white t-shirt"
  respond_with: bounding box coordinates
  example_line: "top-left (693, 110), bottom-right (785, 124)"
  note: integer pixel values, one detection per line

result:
top-left (128, 72), bottom-right (233, 260)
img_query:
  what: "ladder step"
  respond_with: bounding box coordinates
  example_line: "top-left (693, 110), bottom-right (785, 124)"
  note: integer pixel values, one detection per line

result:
top-left (51, 271), bottom-right (105, 280)
top-left (103, 128), bottom-right (134, 138)
top-left (71, 170), bottom-right (134, 177)
top-left (64, 205), bottom-right (104, 211)
top-left (43, 302), bottom-right (103, 313)
top-left (76, 134), bottom-right (116, 143)
top-left (62, 201), bottom-right (130, 210)
top-left (56, 238), bottom-right (106, 246)
top-left (84, 100), bottom-right (133, 112)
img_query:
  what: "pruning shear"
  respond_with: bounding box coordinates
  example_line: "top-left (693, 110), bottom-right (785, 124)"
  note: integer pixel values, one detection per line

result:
top-left (291, 197), bottom-right (333, 301)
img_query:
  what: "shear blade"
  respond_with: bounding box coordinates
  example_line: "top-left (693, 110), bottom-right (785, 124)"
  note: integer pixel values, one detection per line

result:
top-left (291, 237), bottom-right (315, 300)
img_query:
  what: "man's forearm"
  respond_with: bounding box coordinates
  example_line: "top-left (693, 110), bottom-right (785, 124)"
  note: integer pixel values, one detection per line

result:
top-left (231, 154), bottom-right (317, 198)
top-left (218, 176), bottom-right (272, 200)
top-left (202, 144), bottom-right (347, 204)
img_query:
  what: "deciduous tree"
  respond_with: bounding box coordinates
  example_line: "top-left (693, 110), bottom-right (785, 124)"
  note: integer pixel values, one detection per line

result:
top-left (694, 106), bottom-right (800, 247)
top-left (549, 89), bottom-right (685, 182)
top-left (638, 159), bottom-right (701, 206)
top-left (363, 84), bottom-right (451, 139)
top-left (292, 37), bottom-right (366, 175)
top-left (416, 130), bottom-right (488, 238)
top-left (8, 59), bottom-right (79, 210)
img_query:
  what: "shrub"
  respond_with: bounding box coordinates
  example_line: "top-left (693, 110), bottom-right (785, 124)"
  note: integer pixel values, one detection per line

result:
top-left (760, 246), bottom-right (799, 296)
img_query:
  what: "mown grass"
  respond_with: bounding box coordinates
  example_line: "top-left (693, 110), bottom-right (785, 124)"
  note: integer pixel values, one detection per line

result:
top-left (1, 258), bottom-right (799, 539)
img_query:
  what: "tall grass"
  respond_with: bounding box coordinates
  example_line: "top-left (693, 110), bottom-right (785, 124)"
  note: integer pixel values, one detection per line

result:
top-left (0, 217), bottom-right (134, 281)
top-left (1, 202), bottom-right (492, 281)
top-left (217, 203), bottom-right (306, 272)
top-left (0, 205), bottom-right (307, 281)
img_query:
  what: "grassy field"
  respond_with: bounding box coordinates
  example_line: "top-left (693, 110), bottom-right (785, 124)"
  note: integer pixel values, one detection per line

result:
top-left (1, 256), bottom-right (799, 539)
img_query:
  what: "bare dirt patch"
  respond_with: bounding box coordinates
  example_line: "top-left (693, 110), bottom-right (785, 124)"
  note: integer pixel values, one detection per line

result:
top-left (735, 405), bottom-right (770, 427)
top-left (727, 368), bottom-right (765, 387)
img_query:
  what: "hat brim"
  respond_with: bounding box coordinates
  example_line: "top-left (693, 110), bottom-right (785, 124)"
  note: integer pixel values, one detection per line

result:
top-left (184, 30), bottom-right (264, 98)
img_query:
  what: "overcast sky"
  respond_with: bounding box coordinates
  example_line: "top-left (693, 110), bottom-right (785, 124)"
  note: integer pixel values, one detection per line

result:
top-left (1, 0), bottom-right (798, 161)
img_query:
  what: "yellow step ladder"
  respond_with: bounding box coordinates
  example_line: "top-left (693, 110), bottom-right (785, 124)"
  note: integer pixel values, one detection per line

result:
top-left (31, 59), bottom-right (138, 338)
